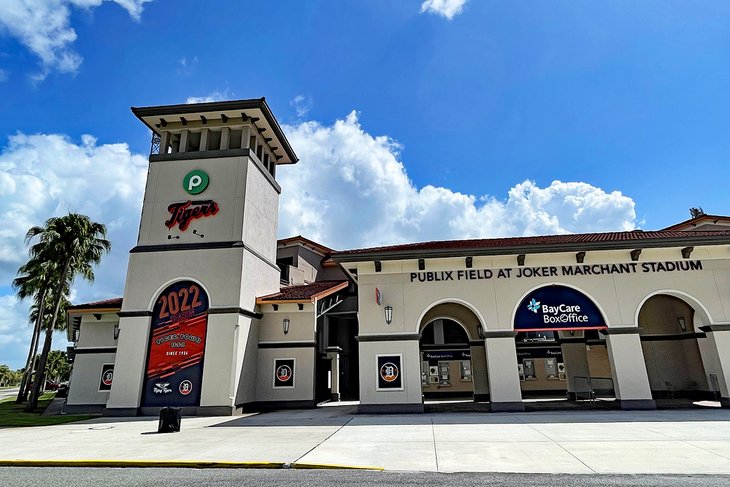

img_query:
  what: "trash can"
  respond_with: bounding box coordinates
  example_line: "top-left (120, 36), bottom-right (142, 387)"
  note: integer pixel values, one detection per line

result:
top-left (158, 407), bottom-right (182, 433)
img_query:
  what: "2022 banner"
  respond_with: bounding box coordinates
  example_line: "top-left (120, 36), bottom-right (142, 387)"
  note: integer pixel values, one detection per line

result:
top-left (142, 280), bottom-right (209, 407)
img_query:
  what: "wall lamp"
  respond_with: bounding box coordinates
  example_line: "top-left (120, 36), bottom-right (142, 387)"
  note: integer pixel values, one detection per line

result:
top-left (384, 305), bottom-right (393, 325)
top-left (113, 323), bottom-right (120, 340)
top-left (283, 318), bottom-right (290, 335)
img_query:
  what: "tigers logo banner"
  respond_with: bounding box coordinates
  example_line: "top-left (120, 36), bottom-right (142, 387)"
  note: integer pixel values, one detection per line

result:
top-left (142, 280), bottom-right (209, 407)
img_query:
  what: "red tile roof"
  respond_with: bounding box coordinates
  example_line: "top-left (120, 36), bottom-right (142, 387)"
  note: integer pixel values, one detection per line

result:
top-left (278, 235), bottom-right (334, 254)
top-left (332, 229), bottom-right (730, 260)
top-left (67, 297), bottom-right (123, 311)
top-left (661, 214), bottom-right (730, 231)
top-left (257, 280), bottom-right (349, 303)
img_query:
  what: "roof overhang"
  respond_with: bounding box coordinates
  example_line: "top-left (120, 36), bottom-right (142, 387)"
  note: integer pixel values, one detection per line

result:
top-left (131, 98), bottom-right (298, 164)
top-left (332, 232), bottom-right (730, 263)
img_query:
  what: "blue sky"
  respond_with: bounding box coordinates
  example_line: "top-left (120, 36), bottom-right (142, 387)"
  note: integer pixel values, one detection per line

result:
top-left (1, 0), bottom-right (729, 368)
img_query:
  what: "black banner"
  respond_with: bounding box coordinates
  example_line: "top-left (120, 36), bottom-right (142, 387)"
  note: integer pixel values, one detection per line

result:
top-left (274, 359), bottom-right (295, 388)
top-left (377, 355), bottom-right (402, 390)
top-left (99, 363), bottom-right (114, 391)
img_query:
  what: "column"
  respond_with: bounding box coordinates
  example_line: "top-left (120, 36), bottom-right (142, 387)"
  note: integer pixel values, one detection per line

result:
top-left (699, 325), bottom-right (730, 407)
top-left (483, 331), bottom-right (524, 412)
top-left (179, 130), bottom-right (190, 153)
top-left (604, 327), bottom-right (655, 409)
top-left (105, 315), bottom-right (151, 415)
top-left (199, 128), bottom-right (209, 152)
top-left (159, 131), bottom-right (170, 154)
top-left (220, 127), bottom-right (230, 150)
top-left (560, 340), bottom-right (590, 400)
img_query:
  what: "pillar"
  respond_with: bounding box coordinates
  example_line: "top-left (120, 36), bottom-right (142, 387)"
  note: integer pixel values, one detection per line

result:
top-left (603, 327), bottom-right (656, 409)
top-left (483, 331), bottom-right (524, 412)
top-left (699, 325), bottom-right (730, 407)
top-left (560, 341), bottom-right (590, 400)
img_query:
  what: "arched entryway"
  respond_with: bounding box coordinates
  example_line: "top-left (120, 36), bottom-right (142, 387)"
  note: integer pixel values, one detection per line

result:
top-left (638, 293), bottom-right (711, 400)
top-left (418, 302), bottom-right (488, 402)
top-left (513, 285), bottom-right (615, 405)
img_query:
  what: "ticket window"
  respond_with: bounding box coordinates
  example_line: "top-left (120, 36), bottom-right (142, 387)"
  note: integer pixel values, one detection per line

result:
top-left (523, 359), bottom-right (536, 380)
top-left (438, 361), bottom-right (450, 386)
top-left (429, 365), bottom-right (439, 384)
top-left (545, 358), bottom-right (558, 380)
top-left (460, 360), bottom-right (472, 381)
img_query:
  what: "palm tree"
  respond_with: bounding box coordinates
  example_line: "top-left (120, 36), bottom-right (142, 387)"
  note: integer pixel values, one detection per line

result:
top-left (45, 350), bottom-right (71, 383)
top-left (12, 258), bottom-right (57, 403)
top-left (23, 213), bottom-right (110, 411)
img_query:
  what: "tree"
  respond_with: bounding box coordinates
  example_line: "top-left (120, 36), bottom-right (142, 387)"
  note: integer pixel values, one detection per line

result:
top-left (22, 213), bottom-right (110, 411)
top-left (0, 365), bottom-right (20, 387)
top-left (45, 350), bottom-right (71, 383)
top-left (12, 258), bottom-right (57, 403)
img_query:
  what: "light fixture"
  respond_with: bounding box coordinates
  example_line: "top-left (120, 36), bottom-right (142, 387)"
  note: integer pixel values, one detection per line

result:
top-left (113, 323), bottom-right (120, 340)
top-left (384, 305), bottom-right (393, 325)
top-left (677, 316), bottom-right (687, 332)
top-left (283, 318), bottom-right (290, 335)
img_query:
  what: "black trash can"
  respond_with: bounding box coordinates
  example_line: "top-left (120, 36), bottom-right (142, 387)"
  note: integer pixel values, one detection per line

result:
top-left (158, 407), bottom-right (182, 433)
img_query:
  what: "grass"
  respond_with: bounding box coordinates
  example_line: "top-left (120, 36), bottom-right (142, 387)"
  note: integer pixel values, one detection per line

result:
top-left (0, 392), bottom-right (94, 427)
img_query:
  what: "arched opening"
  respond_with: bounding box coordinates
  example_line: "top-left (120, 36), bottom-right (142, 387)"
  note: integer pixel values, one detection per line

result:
top-left (638, 294), bottom-right (711, 401)
top-left (418, 302), bottom-right (487, 402)
top-left (514, 285), bottom-right (615, 407)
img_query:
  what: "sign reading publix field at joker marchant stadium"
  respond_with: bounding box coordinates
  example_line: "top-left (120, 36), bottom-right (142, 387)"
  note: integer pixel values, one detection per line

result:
top-left (142, 280), bottom-right (209, 407)
top-left (514, 285), bottom-right (606, 332)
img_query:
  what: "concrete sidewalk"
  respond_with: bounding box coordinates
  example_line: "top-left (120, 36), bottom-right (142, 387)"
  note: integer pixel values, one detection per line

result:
top-left (1, 405), bottom-right (730, 474)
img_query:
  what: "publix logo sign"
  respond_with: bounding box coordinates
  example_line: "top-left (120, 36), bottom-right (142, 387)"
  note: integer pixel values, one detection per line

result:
top-left (526, 298), bottom-right (589, 324)
top-left (515, 285), bottom-right (606, 331)
top-left (183, 169), bottom-right (209, 195)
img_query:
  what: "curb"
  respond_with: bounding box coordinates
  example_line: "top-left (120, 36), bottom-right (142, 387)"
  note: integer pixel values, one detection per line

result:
top-left (0, 460), bottom-right (383, 471)
top-left (0, 460), bottom-right (285, 469)
top-left (290, 462), bottom-right (384, 471)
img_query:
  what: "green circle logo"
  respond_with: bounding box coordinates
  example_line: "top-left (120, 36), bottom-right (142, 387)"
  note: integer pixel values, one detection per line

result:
top-left (183, 170), bottom-right (209, 195)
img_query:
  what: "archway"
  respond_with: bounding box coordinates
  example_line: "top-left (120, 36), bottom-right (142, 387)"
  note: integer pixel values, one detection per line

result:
top-left (513, 284), bottom-right (615, 405)
top-left (418, 302), bottom-right (487, 402)
top-left (638, 294), bottom-right (710, 400)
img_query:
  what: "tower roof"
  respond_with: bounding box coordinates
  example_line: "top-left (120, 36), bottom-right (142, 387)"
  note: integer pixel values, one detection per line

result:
top-left (131, 98), bottom-right (298, 164)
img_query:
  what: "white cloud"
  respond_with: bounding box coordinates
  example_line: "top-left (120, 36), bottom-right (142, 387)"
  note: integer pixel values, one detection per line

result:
top-left (278, 111), bottom-right (636, 249)
top-left (0, 0), bottom-right (153, 80)
top-left (0, 132), bottom-right (147, 367)
top-left (0, 69), bottom-right (8, 82)
top-left (290, 95), bottom-right (314, 118)
top-left (420, 0), bottom-right (468, 20)
top-left (186, 90), bottom-right (232, 104)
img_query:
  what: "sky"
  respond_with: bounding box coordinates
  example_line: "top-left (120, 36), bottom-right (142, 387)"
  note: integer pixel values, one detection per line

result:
top-left (1, 0), bottom-right (730, 369)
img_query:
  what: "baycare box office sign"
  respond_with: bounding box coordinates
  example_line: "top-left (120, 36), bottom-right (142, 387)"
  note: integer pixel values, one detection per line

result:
top-left (514, 285), bottom-right (606, 332)
top-left (142, 280), bottom-right (209, 407)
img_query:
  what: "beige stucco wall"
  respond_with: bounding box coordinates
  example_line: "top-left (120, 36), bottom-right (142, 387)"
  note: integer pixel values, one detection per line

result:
top-left (258, 306), bottom-right (315, 343)
top-left (106, 315), bottom-right (150, 409)
top-left (66, 352), bottom-right (116, 406)
top-left (359, 340), bottom-right (422, 405)
top-left (357, 251), bottom-right (729, 337)
top-left (351, 245), bottom-right (730, 406)
top-left (139, 156), bottom-right (249, 246)
top-left (256, 347), bottom-right (316, 402)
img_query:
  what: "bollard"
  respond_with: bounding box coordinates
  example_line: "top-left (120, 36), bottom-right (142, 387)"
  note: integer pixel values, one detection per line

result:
top-left (158, 407), bottom-right (182, 433)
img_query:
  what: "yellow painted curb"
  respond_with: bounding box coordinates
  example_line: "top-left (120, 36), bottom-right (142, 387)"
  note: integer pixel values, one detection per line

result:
top-left (291, 462), bottom-right (384, 471)
top-left (0, 460), bottom-right (284, 469)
